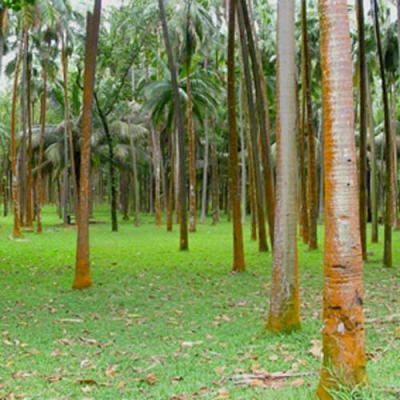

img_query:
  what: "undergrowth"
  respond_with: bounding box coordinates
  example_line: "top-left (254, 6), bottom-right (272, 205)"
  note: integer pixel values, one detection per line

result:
top-left (0, 206), bottom-right (399, 399)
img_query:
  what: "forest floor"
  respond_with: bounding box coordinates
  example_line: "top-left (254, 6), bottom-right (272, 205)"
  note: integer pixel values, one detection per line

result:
top-left (0, 207), bottom-right (399, 399)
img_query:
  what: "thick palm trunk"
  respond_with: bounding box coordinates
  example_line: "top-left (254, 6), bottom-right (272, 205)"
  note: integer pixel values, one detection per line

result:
top-left (73, 0), bottom-right (101, 289)
top-left (302, 0), bottom-right (318, 250)
top-left (357, 0), bottom-right (367, 260)
top-left (317, 1), bottom-right (367, 396)
top-left (371, 0), bottom-right (392, 267)
top-left (159, 0), bottom-right (188, 249)
top-left (11, 32), bottom-right (24, 238)
top-left (227, 0), bottom-right (245, 271)
top-left (266, 0), bottom-right (300, 334)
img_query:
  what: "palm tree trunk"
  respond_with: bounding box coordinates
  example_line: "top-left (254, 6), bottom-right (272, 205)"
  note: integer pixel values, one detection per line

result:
top-left (26, 46), bottom-right (34, 229)
top-left (266, 0), bottom-right (300, 334)
top-left (10, 31), bottom-right (24, 238)
top-left (200, 110), bottom-right (210, 224)
top-left (357, 0), bottom-right (368, 260)
top-left (366, 75), bottom-right (378, 242)
top-left (371, 0), bottom-right (392, 267)
top-left (73, 0), bottom-right (101, 289)
top-left (159, 0), bottom-right (188, 250)
top-left (150, 123), bottom-right (162, 226)
top-left (302, 0), bottom-right (318, 251)
top-left (186, 59), bottom-right (197, 232)
top-left (129, 134), bottom-right (140, 227)
top-left (299, 71), bottom-right (308, 243)
top-left (239, 85), bottom-right (246, 225)
top-left (227, 0), bottom-right (245, 272)
top-left (237, 1), bottom-right (268, 252)
top-left (36, 62), bottom-right (47, 235)
top-left (211, 119), bottom-right (219, 225)
top-left (239, 0), bottom-right (275, 246)
top-left (19, 31), bottom-right (29, 227)
top-left (61, 31), bottom-right (77, 223)
top-left (317, 0), bottom-right (368, 396)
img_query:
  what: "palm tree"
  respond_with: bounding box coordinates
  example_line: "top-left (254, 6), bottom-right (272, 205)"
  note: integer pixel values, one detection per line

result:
top-left (73, 0), bottom-right (101, 289)
top-left (158, 0), bottom-right (188, 250)
top-left (371, 0), bottom-right (393, 267)
top-left (266, 0), bottom-right (299, 334)
top-left (317, 0), bottom-right (368, 396)
top-left (227, 0), bottom-right (245, 271)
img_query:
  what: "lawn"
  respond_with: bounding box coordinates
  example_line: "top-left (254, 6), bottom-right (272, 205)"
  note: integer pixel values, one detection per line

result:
top-left (0, 207), bottom-right (399, 399)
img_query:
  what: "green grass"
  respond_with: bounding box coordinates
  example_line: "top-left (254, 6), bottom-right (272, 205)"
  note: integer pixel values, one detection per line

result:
top-left (0, 206), bottom-right (399, 399)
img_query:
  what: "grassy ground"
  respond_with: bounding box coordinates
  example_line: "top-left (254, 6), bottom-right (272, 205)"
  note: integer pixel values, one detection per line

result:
top-left (0, 207), bottom-right (399, 399)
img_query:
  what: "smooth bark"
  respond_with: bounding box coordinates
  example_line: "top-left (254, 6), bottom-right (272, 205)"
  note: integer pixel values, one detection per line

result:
top-left (317, 0), bottom-right (368, 396)
top-left (266, 0), bottom-right (300, 334)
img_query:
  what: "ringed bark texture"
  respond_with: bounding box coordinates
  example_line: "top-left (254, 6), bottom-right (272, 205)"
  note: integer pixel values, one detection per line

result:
top-left (266, 0), bottom-right (300, 334)
top-left (317, 1), bottom-right (367, 397)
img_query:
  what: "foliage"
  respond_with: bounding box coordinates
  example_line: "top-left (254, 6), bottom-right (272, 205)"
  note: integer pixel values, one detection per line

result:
top-left (2, 0), bottom-right (35, 12)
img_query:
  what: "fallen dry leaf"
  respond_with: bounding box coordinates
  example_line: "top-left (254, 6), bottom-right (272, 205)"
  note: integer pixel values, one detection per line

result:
top-left (141, 373), bottom-right (157, 386)
top-left (290, 377), bottom-right (305, 386)
top-left (54, 318), bottom-right (84, 324)
top-left (308, 340), bottom-right (322, 358)
top-left (214, 388), bottom-right (230, 399)
top-left (75, 379), bottom-right (98, 385)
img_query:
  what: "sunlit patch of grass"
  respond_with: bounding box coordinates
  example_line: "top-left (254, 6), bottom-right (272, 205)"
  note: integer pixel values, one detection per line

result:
top-left (0, 207), bottom-right (399, 399)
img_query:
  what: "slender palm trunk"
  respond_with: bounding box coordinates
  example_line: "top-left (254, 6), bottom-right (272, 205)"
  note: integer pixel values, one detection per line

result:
top-left (240, 0), bottom-right (275, 246)
top-left (159, 0), bottom-right (188, 250)
top-left (36, 63), bottom-right (48, 235)
top-left (211, 120), bottom-right (219, 225)
top-left (187, 59), bottom-right (197, 233)
top-left (302, 0), bottom-right (318, 251)
top-left (266, 0), bottom-right (299, 334)
top-left (237, 1), bottom-right (268, 252)
top-left (129, 134), bottom-right (140, 227)
top-left (26, 48), bottom-right (34, 229)
top-left (19, 31), bottom-right (29, 227)
top-left (371, 0), bottom-right (392, 267)
top-left (357, 0), bottom-right (367, 260)
top-left (11, 32), bottom-right (24, 238)
top-left (150, 123), bottom-right (162, 226)
top-left (317, 1), bottom-right (367, 396)
top-left (227, 0), bottom-right (245, 272)
top-left (366, 75), bottom-right (378, 242)
top-left (200, 111), bottom-right (210, 224)
top-left (73, 0), bottom-right (101, 289)
top-left (299, 72), bottom-right (308, 243)
top-left (61, 33), bottom-right (79, 217)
